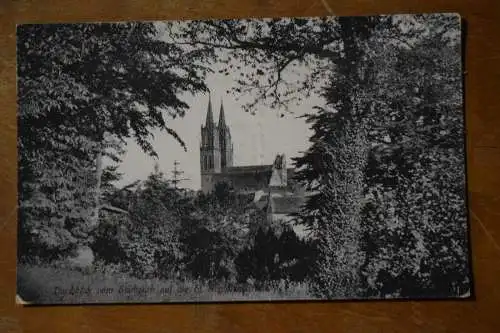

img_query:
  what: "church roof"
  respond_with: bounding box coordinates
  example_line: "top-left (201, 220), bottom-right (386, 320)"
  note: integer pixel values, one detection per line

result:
top-left (101, 204), bottom-right (129, 215)
top-left (253, 191), bottom-right (269, 209)
top-left (223, 165), bottom-right (295, 174)
top-left (225, 165), bottom-right (273, 174)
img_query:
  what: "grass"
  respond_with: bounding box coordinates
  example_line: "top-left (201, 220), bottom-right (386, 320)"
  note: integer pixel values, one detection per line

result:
top-left (17, 264), bottom-right (315, 304)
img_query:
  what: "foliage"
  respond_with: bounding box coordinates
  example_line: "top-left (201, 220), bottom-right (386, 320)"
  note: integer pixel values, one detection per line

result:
top-left (177, 14), bottom-right (469, 299)
top-left (175, 15), bottom-right (384, 297)
top-left (92, 211), bottom-right (129, 265)
top-left (121, 166), bottom-right (185, 279)
top-left (358, 15), bottom-right (468, 297)
top-left (180, 181), bottom-right (258, 282)
top-left (291, 16), bottom-right (383, 298)
top-left (95, 173), bottom-right (315, 287)
top-left (181, 227), bottom-right (236, 281)
top-left (18, 15), bottom-right (469, 301)
top-left (235, 225), bottom-right (316, 288)
top-left (17, 22), bottom-right (212, 261)
top-left (171, 17), bottom-right (341, 113)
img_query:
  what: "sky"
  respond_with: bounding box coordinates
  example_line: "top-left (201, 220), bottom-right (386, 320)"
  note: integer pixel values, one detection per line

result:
top-left (114, 70), bottom-right (324, 190)
top-left (111, 20), bottom-right (330, 191)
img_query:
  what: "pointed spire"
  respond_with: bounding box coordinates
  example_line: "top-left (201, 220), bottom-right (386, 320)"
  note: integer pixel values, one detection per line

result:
top-left (218, 97), bottom-right (226, 128)
top-left (205, 92), bottom-right (214, 127)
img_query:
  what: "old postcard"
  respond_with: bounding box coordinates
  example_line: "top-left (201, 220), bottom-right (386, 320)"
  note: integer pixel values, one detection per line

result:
top-left (16, 13), bottom-right (471, 304)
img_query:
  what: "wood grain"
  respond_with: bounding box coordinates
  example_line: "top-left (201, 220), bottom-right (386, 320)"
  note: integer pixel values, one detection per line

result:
top-left (1, 1), bottom-right (500, 332)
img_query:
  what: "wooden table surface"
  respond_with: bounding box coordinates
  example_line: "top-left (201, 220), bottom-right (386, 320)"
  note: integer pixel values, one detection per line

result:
top-left (1, 1), bottom-right (500, 332)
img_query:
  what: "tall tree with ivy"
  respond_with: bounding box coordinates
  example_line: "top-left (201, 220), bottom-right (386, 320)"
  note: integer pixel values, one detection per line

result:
top-left (174, 15), bottom-right (383, 297)
top-left (174, 13), bottom-right (466, 298)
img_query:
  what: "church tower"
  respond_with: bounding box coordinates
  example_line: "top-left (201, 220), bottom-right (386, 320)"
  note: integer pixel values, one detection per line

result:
top-left (218, 98), bottom-right (233, 169)
top-left (200, 94), bottom-right (234, 193)
top-left (200, 94), bottom-right (221, 193)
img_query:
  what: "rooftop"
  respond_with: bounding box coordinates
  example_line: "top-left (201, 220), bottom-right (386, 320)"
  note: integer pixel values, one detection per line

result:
top-left (270, 196), bottom-right (306, 214)
top-left (224, 165), bottom-right (273, 174)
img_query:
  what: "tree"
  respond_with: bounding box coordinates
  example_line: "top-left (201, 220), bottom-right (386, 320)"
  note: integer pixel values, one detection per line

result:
top-left (124, 165), bottom-right (185, 278)
top-left (17, 22), bottom-right (213, 260)
top-left (235, 224), bottom-right (315, 287)
top-left (176, 15), bottom-right (383, 297)
top-left (235, 227), bottom-right (281, 286)
top-left (180, 183), bottom-right (259, 282)
top-left (169, 17), bottom-right (343, 113)
top-left (213, 181), bottom-right (235, 204)
top-left (358, 15), bottom-right (468, 298)
top-left (291, 16), bottom-right (384, 298)
top-left (175, 14), bottom-right (467, 298)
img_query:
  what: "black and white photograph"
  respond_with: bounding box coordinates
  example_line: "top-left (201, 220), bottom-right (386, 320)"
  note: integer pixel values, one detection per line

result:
top-left (16, 13), bottom-right (471, 304)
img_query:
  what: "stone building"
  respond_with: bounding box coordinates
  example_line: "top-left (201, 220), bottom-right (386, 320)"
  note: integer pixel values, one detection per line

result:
top-left (199, 95), bottom-right (310, 237)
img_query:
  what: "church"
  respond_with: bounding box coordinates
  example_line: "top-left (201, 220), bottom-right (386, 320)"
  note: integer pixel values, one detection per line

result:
top-left (199, 95), bottom-right (309, 235)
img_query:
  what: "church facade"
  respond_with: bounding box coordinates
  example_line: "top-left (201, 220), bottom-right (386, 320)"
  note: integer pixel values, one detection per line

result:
top-left (200, 95), bottom-right (293, 195)
top-left (199, 96), bottom-right (310, 237)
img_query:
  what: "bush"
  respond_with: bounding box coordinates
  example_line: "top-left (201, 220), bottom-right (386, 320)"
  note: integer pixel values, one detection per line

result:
top-left (235, 226), bottom-right (316, 287)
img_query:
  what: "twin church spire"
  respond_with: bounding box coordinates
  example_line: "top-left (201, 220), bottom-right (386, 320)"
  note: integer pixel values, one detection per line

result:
top-left (204, 93), bottom-right (227, 129)
top-left (200, 93), bottom-right (233, 173)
